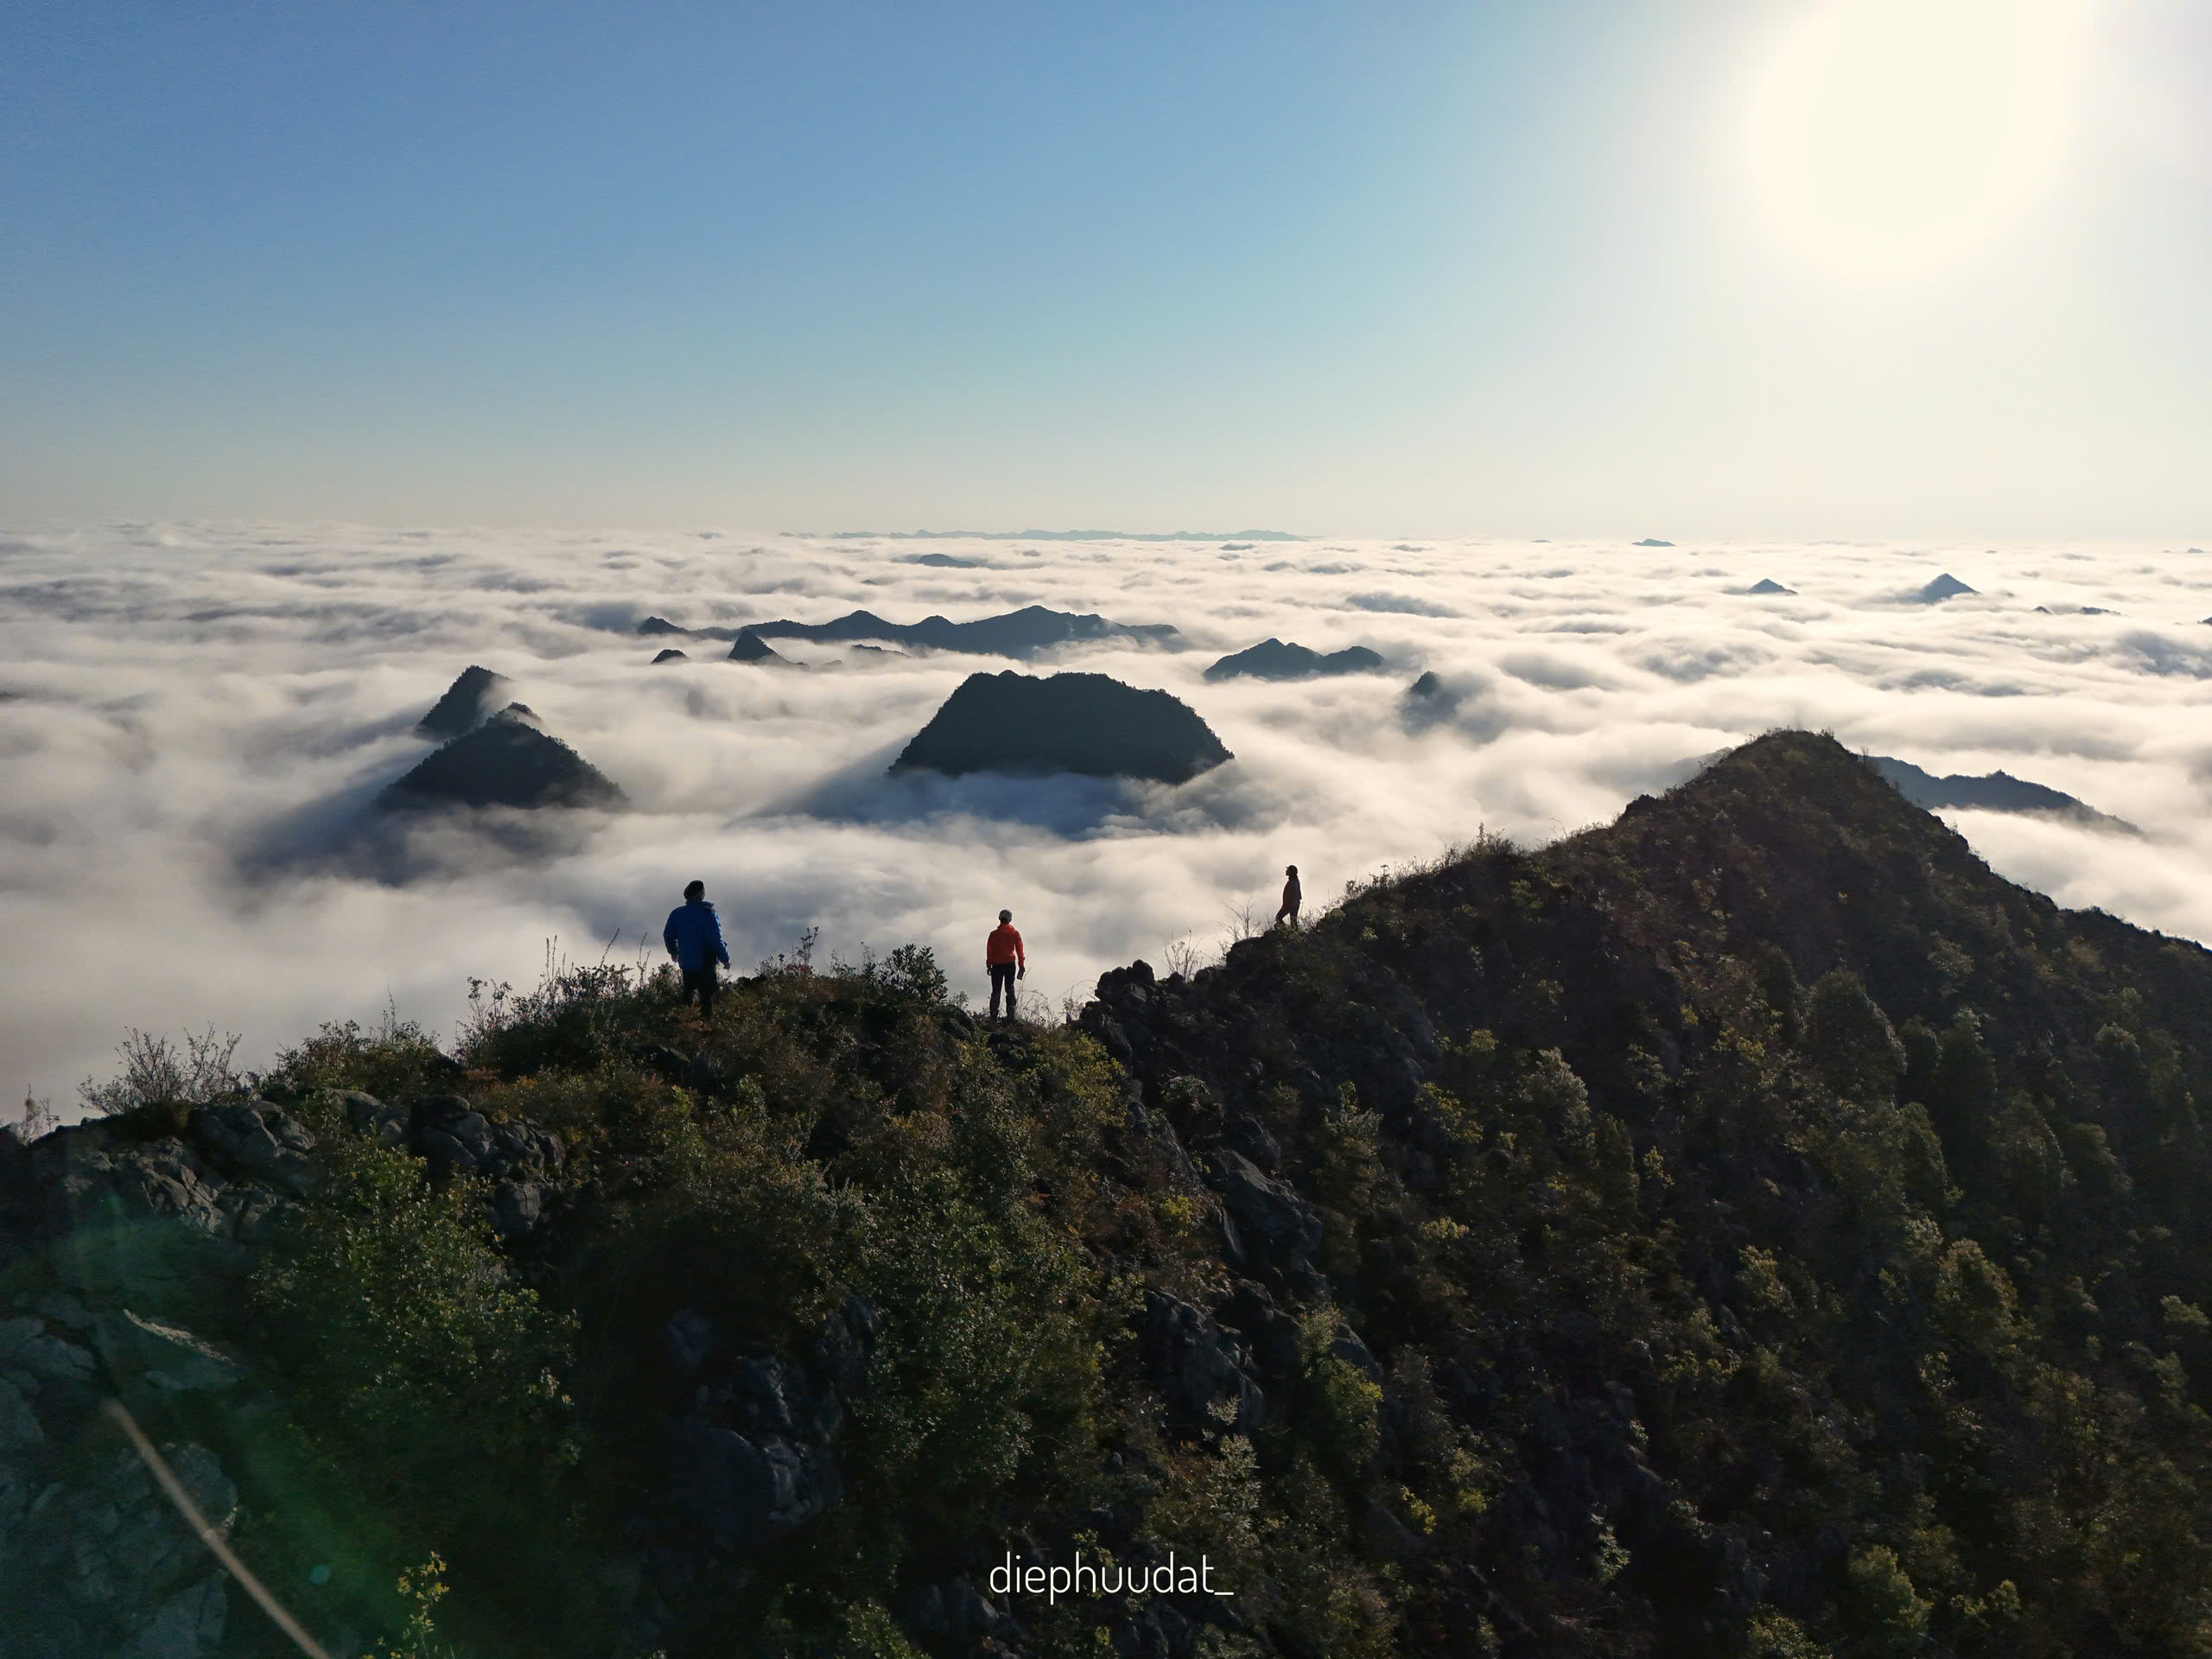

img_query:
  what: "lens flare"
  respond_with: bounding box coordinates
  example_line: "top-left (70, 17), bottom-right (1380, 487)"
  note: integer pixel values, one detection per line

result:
top-left (1745, 0), bottom-right (2093, 282)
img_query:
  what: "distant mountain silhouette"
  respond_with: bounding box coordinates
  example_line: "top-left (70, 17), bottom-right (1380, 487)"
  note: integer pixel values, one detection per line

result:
top-left (416, 665), bottom-right (515, 738)
top-left (1657, 747), bottom-right (2136, 833)
top-left (382, 707), bottom-right (624, 811)
top-left (1634, 537), bottom-right (1673, 547)
top-left (640, 605), bottom-right (1177, 660)
top-left (891, 671), bottom-right (1231, 784)
top-left (638, 615), bottom-right (734, 639)
top-left (2033, 606), bottom-right (2114, 616)
top-left (727, 630), bottom-right (789, 665)
top-left (1204, 639), bottom-right (1386, 682)
top-left (1913, 573), bottom-right (1976, 603)
top-left (651, 648), bottom-right (688, 664)
top-left (1867, 756), bottom-right (2136, 832)
top-left (1746, 578), bottom-right (1796, 595)
top-left (749, 605), bottom-right (1179, 659)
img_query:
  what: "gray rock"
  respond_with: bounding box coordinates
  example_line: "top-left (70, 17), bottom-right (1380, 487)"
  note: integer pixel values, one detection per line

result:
top-left (28, 1441), bottom-right (236, 1634)
top-left (1205, 1149), bottom-right (1323, 1268)
top-left (191, 1101), bottom-right (315, 1197)
top-left (341, 1090), bottom-right (409, 1147)
top-left (112, 1571), bottom-right (229, 1659)
top-left (0, 1449), bottom-right (34, 1562)
top-left (489, 1180), bottom-right (544, 1239)
top-left (1138, 1291), bottom-right (1265, 1433)
top-left (0, 1375), bottom-right (41, 1449)
top-left (0, 1316), bottom-right (97, 1384)
top-left (664, 1419), bottom-right (843, 1549)
top-left (91, 1311), bottom-right (245, 1392)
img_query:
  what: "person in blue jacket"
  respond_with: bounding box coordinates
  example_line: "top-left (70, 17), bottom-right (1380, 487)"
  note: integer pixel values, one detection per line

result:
top-left (663, 879), bottom-right (732, 1017)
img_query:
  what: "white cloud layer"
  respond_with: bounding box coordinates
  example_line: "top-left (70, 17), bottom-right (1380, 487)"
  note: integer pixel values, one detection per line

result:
top-left (5, 524), bottom-right (2211, 1114)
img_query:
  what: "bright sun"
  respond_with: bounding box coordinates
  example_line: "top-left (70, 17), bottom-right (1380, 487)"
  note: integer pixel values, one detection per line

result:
top-left (1745, 0), bottom-right (2093, 283)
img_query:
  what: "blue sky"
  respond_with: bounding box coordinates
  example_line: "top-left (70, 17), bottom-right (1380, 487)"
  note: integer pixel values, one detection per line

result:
top-left (3, 1), bottom-right (2207, 533)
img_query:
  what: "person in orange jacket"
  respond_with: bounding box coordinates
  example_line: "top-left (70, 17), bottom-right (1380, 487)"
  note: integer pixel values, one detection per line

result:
top-left (986, 908), bottom-right (1025, 1021)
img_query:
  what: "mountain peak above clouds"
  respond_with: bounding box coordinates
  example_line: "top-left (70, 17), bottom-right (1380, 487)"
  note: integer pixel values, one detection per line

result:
top-left (1915, 573), bottom-right (1977, 602)
top-left (416, 665), bottom-right (514, 737)
top-left (1203, 639), bottom-right (1386, 682)
top-left (382, 705), bottom-right (624, 811)
top-left (891, 671), bottom-right (1231, 784)
top-left (640, 605), bottom-right (1179, 660)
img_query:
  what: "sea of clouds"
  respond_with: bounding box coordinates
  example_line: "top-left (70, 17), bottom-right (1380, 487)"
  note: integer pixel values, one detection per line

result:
top-left (5, 522), bottom-right (2212, 1116)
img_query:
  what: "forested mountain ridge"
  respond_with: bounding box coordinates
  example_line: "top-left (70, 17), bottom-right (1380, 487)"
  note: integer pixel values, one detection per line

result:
top-left (3, 732), bottom-right (2208, 1658)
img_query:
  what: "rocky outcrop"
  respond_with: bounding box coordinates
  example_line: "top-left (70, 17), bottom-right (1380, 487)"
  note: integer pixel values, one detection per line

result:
top-left (891, 671), bottom-right (1231, 785)
top-left (381, 706), bottom-right (625, 811)
top-left (1138, 1290), bottom-right (1265, 1434)
top-left (1202, 639), bottom-right (1384, 682)
top-left (638, 1293), bottom-right (877, 1615)
top-left (8, 1440), bottom-right (233, 1657)
top-left (343, 1090), bottom-right (566, 1240)
top-left (416, 665), bottom-right (515, 737)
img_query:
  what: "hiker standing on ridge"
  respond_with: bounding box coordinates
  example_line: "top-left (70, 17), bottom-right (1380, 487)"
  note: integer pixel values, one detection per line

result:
top-left (1275, 865), bottom-right (1302, 929)
top-left (664, 880), bottom-right (732, 1018)
top-left (986, 909), bottom-right (1025, 1022)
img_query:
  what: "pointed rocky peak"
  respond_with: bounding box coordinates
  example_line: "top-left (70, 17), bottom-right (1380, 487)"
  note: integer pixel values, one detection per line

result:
top-left (1916, 573), bottom-right (1976, 602)
top-left (652, 648), bottom-right (688, 664)
top-left (382, 713), bottom-right (624, 811)
top-left (416, 665), bottom-right (514, 738)
top-left (1746, 578), bottom-right (1796, 595)
top-left (728, 630), bottom-right (788, 664)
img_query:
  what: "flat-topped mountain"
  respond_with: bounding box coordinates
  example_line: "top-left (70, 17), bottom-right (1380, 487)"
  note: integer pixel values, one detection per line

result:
top-left (1203, 638), bottom-right (1385, 682)
top-left (639, 605), bottom-right (1178, 660)
top-left (416, 665), bottom-right (514, 737)
top-left (891, 671), bottom-right (1231, 783)
top-left (381, 705), bottom-right (624, 810)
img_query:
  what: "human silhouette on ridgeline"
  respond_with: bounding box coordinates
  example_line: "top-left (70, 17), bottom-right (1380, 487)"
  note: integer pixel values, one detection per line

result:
top-left (664, 879), bottom-right (732, 1018)
top-left (986, 909), bottom-right (1026, 1022)
top-left (1275, 864), bottom-right (1302, 929)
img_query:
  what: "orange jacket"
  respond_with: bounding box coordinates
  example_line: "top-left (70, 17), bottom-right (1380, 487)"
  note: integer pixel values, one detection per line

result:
top-left (986, 925), bottom-right (1025, 969)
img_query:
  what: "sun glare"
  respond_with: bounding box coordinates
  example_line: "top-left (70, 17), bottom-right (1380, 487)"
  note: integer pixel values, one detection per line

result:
top-left (1745, 0), bottom-right (2092, 283)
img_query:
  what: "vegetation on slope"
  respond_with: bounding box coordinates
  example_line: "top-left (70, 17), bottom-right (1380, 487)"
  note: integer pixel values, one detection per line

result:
top-left (12, 731), bottom-right (2212, 1657)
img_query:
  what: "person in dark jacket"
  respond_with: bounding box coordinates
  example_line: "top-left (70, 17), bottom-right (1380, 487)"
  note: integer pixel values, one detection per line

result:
top-left (664, 880), bottom-right (732, 1017)
top-left (1275, 864), bottom-right (1301, 928)
top-left (986, 909), bottom-right (1025, 1022)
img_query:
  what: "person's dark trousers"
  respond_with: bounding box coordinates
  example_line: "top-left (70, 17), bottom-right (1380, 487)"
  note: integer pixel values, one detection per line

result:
top-left (683, 959), bottom-right (719, 1018)
top-left (989, 963), bottom-right (1016, 1020)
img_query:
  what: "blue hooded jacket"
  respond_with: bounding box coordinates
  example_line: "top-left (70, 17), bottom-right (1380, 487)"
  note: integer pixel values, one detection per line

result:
top-left (663, 900), bottom-right (731, 972)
